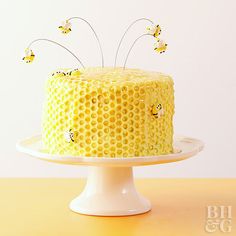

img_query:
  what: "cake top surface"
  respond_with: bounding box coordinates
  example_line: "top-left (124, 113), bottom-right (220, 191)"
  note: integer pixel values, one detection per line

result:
top-left (49, 67), bottom-right (172, 86)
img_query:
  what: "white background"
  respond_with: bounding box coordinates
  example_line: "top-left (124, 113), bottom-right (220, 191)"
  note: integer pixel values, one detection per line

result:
top-left (0, 0), bottom-right (235, 177)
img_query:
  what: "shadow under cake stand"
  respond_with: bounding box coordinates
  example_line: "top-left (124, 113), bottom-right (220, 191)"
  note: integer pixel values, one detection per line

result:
top-left (16, 135), bottom-right (204, 216)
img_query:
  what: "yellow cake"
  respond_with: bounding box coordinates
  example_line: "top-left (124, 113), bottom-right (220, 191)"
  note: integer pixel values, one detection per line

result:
top-left (42, 67), bottom-right (174, 157)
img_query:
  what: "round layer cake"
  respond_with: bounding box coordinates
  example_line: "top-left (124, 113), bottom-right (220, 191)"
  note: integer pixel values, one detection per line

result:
top-left (42, 67), bottom-right (174, 157)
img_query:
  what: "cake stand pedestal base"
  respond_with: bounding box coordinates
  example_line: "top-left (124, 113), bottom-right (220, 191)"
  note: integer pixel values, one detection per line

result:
top-left (70, 166), bottom-right (151, 216)
top-left (16, 135), bottom-right (204, 216)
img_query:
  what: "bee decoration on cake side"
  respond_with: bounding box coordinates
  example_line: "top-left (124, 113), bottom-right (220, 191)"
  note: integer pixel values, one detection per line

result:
top-left (151, 103), bottom-right (164, 119)
top-left (58, 20), bottom-right (72, 34)
top-left (22, 48), bottom-right (35, 63)
top-left (64, 129), bottom-right (75, 143)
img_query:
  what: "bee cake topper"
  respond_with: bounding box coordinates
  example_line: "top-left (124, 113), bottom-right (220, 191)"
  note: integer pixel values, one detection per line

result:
top-left (22, 17), bottom-right (167, 70)
top-left (58, 20), bottom-right (72, 34)
top-left (146, 24), bottom-right (162, 38)
top-left (114, 18), bottom-right (167, 68)
top-left (22, 48), bottom-right (35, 63)
top-left (22, 17), bottom-right (105, 70)
top-left (59, 17), bottom-right (104, 67)
top-left (154, 39), bottom-right (168, 54)
top-left (22, 38), bottom-right (85, 69)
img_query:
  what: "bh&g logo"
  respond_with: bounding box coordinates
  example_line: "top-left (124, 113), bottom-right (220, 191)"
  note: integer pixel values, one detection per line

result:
top-left (205, 206), bottom-right (232, 233)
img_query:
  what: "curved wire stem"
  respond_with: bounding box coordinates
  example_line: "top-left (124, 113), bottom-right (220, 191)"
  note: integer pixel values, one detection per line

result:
top-left (114, 18), bottom-right (154, 67)
top-left (123, 34), bottom-right (153, 69)
top-left (28, 38), bottom-right (85, 68)
top-left (68, 17), bottom-right (104, 67)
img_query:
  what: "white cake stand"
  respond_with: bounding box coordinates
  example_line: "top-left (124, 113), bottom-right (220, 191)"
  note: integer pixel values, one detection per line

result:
top-left (16, 135), bottom-right (203, 216)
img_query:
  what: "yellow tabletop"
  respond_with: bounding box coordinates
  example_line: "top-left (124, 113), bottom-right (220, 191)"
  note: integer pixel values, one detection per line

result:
top-left (0, 178), bottom-right (235, 236)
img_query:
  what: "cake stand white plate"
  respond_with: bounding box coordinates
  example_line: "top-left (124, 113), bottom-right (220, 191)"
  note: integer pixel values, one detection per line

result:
top-left (16, 135), bottom-right (204, 216)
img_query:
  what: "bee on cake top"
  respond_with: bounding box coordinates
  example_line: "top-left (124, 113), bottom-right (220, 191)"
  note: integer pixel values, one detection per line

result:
top-left (66, 68), bottom-right (81, 76)
top-left (51, 70), bottom-right (66, 78)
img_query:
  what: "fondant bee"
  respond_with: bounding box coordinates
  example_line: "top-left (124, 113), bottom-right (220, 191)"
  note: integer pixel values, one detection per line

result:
top-left (22, 48), bottom-right (35, 63)
top-left (58, 20), bottom-right (72, 34)
top-left (154, 39), bottom-right (167, 54)
top-left (64, 129), bottom-right (74, 143)
top-left (66, 68), bottom-right (81, 77)
top-left (151, 104), bottom-right (164, 118)
top-left (51, 70), bottom-right (66, 78)
top-left (147, 24), bottom-right (162, 38)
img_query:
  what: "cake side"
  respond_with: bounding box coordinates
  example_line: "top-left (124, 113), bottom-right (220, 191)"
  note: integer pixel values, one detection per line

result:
top-left (42, 67), bottom-right (174, 157)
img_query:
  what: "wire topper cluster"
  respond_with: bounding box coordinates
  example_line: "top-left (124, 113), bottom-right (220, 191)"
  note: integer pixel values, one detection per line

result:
top-left (23, 17), bottom-right (167, 70)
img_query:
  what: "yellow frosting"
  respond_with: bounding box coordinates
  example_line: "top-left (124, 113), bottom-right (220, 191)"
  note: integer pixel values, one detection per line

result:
top-left (42, 67), bottom-right (174, 157)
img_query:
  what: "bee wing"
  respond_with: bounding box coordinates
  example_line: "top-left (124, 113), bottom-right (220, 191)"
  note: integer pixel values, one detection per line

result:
top-left (147, 25), bottom-right (155, 35)
top-left (24, 48), bottom-right (31, 56)
top-left (64, 21), bottom-right (71, 28)
top-left (61, 21), bottom-right (66, 27)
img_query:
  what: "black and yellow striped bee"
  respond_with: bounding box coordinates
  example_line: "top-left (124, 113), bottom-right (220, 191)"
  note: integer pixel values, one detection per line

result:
top-left (151, 103), bottom-right (164, 118)
top-left (22, 48), bottom-right (35, 63)
top-left (58, 20), bottom-right (72, 34)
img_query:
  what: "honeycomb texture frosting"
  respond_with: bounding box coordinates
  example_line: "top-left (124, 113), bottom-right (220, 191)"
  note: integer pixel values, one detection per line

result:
top-left (42, 67), bottom-right (174, 157)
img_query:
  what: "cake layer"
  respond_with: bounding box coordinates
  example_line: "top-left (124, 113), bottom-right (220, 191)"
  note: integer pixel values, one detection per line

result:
top-left (42, 67), bottom-right (174, 157)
